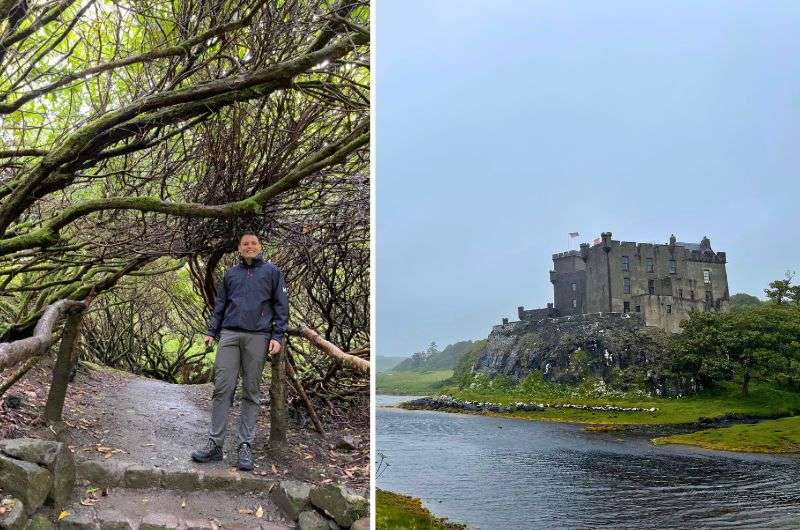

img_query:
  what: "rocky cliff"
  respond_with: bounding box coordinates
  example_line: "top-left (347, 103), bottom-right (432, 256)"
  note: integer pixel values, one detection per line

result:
top-left (473, 313), bottom-right (694, 396)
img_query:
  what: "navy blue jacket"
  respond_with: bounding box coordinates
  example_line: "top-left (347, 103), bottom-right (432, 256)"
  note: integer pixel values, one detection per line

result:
top-left (206, 255), bottom-right (289, 342)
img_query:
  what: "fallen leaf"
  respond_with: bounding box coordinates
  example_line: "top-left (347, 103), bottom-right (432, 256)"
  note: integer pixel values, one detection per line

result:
top-left (271, 464), bottom-right (277, 475)
top-left (255, 506), bottom-right (263, 518)
top-left (80, 498), bottom-right (97, 506)
top-left (0, 507), bottom-right (6, 515)
top-left (181, 500), bottom-right (186, 509)
top-left (58, 511), bottom-right (70, 521)
top-left (210, 519), bottom-right (220, 530)
top-left (238, 508), bottom-right (254, 515)
top-left (303, 454), bottom-right (314, 460)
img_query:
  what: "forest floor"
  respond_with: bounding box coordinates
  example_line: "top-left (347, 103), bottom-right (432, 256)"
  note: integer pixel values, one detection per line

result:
top-left (1, 358), bottom-right (369, 528)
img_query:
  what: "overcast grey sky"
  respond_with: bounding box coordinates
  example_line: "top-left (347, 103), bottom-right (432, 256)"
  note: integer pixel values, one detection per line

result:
top-left (376, 0), bottom-right (800, 356)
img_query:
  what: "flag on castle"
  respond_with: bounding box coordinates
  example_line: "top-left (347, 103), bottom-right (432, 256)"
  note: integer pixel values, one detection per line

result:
top-left (569, 232), bottom-right (580, 238)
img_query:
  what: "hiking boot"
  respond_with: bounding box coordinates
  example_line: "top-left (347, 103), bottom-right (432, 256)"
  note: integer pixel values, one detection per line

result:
top-left (191, 438), bottom-right (222, 463)
top-left (237, 442), bottom-right (253, 471)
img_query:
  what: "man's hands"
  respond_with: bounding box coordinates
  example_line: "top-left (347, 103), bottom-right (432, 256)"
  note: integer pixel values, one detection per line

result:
top-left (268, 339), bottom-right (282, 356)
top-left (205, 335), bottom-right (281, 355)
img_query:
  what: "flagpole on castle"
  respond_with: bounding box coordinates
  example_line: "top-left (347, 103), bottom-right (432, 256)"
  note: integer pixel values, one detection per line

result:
top-left (568, 231), bottom-right (580, 250)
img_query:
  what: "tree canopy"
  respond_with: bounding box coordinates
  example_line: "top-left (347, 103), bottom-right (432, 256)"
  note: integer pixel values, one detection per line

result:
top-left (676, 284), bottom-right (800, 395)
top-left (0, 0), bottom-right (370, 349)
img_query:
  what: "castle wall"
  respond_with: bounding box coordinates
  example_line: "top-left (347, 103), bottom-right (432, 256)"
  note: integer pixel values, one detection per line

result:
top-left (551, 251), bottom-right (587, 315)
top-left (548, 233), bottom-right (730, 334)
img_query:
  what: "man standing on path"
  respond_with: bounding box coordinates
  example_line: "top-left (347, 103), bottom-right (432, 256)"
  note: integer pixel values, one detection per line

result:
top-left (191, 232), bottom-right (289, 471)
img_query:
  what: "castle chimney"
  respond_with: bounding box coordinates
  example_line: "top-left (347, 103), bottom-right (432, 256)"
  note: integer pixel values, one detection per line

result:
top-left (502, 317), bottom-right (509, 325)
top-left (700, 236), bottom-right (711, 251)
top-left (669, 234), bottom-right (676, 245)
top-left (517, 306), bottom-right (524, 319)
top-left (580, 242), bottom-right (589, 261)
top-left (547, 303), bottom-right (553, 309)
top-left (601, 231), bottom-right (612, 252)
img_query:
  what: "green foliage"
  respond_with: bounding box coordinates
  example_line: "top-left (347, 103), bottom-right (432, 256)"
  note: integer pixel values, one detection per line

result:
top-left (764, 271), bottom-right (800, 305)
top-left (393, 340), bottom-right (477, 372)
top-left (608, 365), bottom-right (649, 392)
top-left (489, 374), bottom-right (514, 391)
top-left (675, 302), bottom-right (800, 395)
top-left (568, 348), bottom-right (593, 378)
top-left (452, 339), bottom-right (487, 388)
top-left (729, 293), bottom-right (763, 311)
top-left (517, 371), bottom-right (571, 398)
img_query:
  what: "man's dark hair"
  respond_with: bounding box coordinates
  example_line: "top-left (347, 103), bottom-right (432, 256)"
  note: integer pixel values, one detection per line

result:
top-left (239, 231), bottom-right (260, 242)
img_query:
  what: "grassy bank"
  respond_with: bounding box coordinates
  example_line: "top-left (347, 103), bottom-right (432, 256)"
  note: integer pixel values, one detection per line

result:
top-left (445, 383), bottom-right (800, 425)
top-left (653, 416), bottom-right (800, 453)
top-left (382, 370), bottom-right (800, 453)
top-left (376, 370), bottom-right (453, 395)
top-left (376, 489), bottom-right (466, 529)
top-left (383, 371), bottom-right (800, 426)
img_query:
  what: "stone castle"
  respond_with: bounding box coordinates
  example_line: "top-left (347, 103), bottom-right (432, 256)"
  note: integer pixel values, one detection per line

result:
top-left (510, 232), bottom-right (730, 333)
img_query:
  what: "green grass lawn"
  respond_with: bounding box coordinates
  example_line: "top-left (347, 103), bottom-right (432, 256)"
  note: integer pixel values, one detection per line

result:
top-left (442, 382), bottom-right (800, 426)
top-left (653, 415), bottom-right (800, 453)
top-left (376, 370), bottom-right (453, 395)
top-left (376, 489), bottom-right (466, 530)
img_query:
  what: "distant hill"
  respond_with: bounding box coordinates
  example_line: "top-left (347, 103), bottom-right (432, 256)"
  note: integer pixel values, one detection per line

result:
top-left (392, 340), bottom-right (475, 372)
top-left (377, 355), bottom-right (408, 373)
top-left (729, 293), bottom-right (763, 311)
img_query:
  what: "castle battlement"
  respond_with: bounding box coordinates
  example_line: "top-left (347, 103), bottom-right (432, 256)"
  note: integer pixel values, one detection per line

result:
top-left (510, 232), bottom-right (730, 334)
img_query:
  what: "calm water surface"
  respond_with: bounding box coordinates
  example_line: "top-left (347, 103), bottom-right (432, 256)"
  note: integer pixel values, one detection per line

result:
top-left (376, 395), bottom-right (800, 529)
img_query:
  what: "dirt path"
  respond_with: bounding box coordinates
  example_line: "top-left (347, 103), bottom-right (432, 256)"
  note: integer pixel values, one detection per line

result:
top-left (54, 365), bottom-right (368, 491)
top-left (2, 362), bottom-right (369, 528)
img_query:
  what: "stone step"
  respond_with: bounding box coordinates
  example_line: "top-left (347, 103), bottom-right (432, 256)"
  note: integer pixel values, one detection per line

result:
top-left (75, 460), bottom-right (276, 494)
top-left (54, 486), bottom-right (291, 530)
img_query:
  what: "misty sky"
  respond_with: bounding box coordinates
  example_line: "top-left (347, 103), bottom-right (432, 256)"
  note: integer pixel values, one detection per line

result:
top-left (376, 0), bottom-right (800, 356)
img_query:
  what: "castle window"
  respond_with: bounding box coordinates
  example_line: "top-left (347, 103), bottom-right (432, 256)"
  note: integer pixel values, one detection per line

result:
top-left (572, 299), bottom-right (577, 308)
top-left (635, 305), bottom-right (641, 313)
top-left (646, 258), bottom-right (654, 272)
top-left (623, 301), bottom-right (630, 313)
top-left (669, 260), bottom-right (677, 274)
top-left (648, 279), bottom-right (655, 295)
top-left (621, 256), bottom-right (629, 272)
top-left (571, 282), bottom-right (576, 292)
top-left (679, 288), bottom-right (683, 299)
top-left (623, 277), bottom-right (631, 294)
top-left (703, 269), bottom-right (711, 284)
top-left (666, 304), bottom-right (672, 314)
top-left (690, 290), bottom-right (695, 300)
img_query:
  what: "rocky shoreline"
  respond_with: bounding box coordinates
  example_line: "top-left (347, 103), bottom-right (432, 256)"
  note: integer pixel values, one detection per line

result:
top-left (397, 395), bottom-right (768, 436)
top-left (399, 394), bottom-right (658, 414)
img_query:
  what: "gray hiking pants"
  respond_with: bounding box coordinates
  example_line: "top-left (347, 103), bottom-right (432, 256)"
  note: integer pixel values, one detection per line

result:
top-left (209, 329), bottom-right (269, 447)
